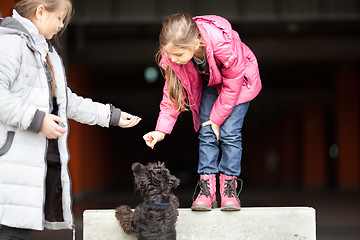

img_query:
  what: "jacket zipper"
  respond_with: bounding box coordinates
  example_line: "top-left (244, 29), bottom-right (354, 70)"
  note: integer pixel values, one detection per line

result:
top-left (63, 62), bottom-right (76, 238)
top-left (42, 139), bottom-right (48, 227)
top-left (41, 52), bottom-right (52, 228)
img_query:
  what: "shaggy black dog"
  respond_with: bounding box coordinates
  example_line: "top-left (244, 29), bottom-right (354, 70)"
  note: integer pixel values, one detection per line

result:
top-left (115, 162), bottom-right (180, 240)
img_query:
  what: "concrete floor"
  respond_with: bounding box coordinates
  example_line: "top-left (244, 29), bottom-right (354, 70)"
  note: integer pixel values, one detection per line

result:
top-left (30, 187), bottom-right (360, 240)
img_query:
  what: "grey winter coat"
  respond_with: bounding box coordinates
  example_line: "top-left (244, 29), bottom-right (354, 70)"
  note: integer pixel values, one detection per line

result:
top-left (0, 17), bottom-right (120, 230)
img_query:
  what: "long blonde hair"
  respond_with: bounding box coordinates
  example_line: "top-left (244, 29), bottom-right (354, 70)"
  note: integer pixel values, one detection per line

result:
top-left (158, 13), bottom-right (203, 112)
top-left (15, 0), bottom-right (73, 98)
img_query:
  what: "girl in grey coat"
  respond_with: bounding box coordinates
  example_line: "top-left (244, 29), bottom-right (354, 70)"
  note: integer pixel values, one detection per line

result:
top-left (0, 0), bottom-right (141, 239)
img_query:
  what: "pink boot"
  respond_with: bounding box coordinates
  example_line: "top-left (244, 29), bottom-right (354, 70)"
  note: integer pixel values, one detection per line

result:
top-left (191, 174), bottom-right (217, 211)
top-left (219, 174), bottom-right (242, 211)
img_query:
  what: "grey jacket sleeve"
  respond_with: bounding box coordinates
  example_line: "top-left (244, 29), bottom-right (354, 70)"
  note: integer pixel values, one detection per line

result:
top-left (66, 87), bottom-right (120, 128)
top-left (109, 104), bottom-right (121, 126)
top-left (28, 110), bottom-right (46, 133)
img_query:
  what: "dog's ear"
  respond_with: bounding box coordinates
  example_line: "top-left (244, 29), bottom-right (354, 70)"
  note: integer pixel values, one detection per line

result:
top-left (170, 175), bottom-right (180, 189)
top-left (132, 162), bottom-right (145, 174)
top-left (132, 162), bottom-right (150, 194)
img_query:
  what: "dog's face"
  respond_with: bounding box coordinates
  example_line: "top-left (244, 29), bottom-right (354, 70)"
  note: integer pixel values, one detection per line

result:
top-left (132, 162), bottom-right (180, 197)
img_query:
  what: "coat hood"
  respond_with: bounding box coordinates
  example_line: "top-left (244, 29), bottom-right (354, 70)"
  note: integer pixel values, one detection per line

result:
top-left (0, 17), bottom-right (30, 35)
top-left (0, 17), bottom-right (53, 54)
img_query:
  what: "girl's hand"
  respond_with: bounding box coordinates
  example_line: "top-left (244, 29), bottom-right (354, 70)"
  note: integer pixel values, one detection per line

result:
top-left (40, 114), bottom-right (67, 139)
top-left (143, 131), bottom-right (165, 149)
top-left (202, 120), bottom-right (220, 140)
top-left (118, 112), bottom-right (141, 128)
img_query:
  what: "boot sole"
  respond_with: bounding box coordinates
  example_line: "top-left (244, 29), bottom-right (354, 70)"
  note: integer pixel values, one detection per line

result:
top-left (220, 205), bottom-right (241, 211)
top-left (191, 202), bottom-right (218, 211)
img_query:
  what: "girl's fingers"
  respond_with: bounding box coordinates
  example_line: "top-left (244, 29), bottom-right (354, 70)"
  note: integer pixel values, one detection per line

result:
top-left (51, 114), bottom-right (64, 124)
top-left (47, 132), bottom-right (62, 139)
top-left (119, 116), bottom-right (141, 128)
top-left (143, 134), bottom-right (156, 149)
top-left (213, 128), bottom-right (220, 140)
top-left (202, 120), bottom-right (212, 126)
top-left (131, 116), bottom-right (141, 126)
top-left (150, 137), bottom-right (158, 149)
top-left (211, 124), bottom-right (220, 140)
top-left (202, 120), bottom-right (220, 140)
top-left (56, 124), bottom-right (67, 134)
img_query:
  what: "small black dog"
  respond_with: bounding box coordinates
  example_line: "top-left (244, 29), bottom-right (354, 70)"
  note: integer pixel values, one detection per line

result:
top-left (115, 162), bottom-right (180, 240)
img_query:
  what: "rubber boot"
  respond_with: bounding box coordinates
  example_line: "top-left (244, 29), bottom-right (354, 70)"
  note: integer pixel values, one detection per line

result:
top-left (191, 174), bottom-right (217, 211)
top-left (219, 174), bottom-right (242, 211)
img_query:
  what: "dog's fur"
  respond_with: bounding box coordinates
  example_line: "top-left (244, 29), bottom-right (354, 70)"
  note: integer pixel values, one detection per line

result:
top-left (115, 162), bottom-right (180, 240)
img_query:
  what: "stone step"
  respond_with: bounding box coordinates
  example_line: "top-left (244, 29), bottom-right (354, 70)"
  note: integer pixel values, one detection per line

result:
top-left (83, 207), bottom-right (316, 240)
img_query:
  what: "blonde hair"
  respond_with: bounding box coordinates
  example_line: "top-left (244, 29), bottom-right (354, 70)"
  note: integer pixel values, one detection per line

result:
top-left (15, 0), bottom-right (73, 98)
top-left (158, 13), bottom-right (203, 112)
top-left (14, 0), bottom-right (73, 36)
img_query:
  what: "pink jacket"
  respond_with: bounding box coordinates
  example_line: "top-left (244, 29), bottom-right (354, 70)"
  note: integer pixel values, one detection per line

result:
top-left (155, 15), bottom-right (262, 134)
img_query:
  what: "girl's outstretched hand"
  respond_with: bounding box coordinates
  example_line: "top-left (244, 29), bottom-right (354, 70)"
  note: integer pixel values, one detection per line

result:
top-left (143, 131), bottom-right (165, 149)
top-left (118, 111), bottom-right (141, 128)
top-left (202, 120), bottom-right (220, 140)
top-left (40, 114), bottom-right (67, 139)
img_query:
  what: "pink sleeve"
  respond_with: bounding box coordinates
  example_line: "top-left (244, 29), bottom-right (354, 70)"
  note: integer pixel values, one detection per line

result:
top-left (155, 80), bottom-right (181, 134)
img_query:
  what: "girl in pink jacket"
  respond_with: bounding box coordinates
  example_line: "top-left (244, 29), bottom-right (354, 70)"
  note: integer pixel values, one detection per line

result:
top-left (143, 14), bottom-right (261, 211)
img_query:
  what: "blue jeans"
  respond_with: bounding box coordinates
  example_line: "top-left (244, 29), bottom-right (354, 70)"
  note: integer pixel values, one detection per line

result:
top-left (198, 86), bottom-right (250, 176)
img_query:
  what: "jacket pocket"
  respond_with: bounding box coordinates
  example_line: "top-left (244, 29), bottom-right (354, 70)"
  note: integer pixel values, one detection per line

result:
top-left (0, 131), bottom-right (15, 156)
top-left (243, 74), bottom-right (251, 88)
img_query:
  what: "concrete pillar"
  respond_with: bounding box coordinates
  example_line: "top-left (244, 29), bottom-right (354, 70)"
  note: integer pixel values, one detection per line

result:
top-left (67, 65), bottom-right (91, 195)
top-left (302, 103), bottom-right (327, 187)
top-left (67, 65), bottom-right (115, 196)
top-left (245, 127), bottom-right (280, 185)
top-left (335, 64), bottom-right (360, 188)
top-left (280, 117), bottom-right (300, 186)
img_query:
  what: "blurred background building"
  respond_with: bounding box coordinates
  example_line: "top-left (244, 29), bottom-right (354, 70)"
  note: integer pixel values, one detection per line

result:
top-left (57, 0), bottom-right (360, 194)
top-left (1, 0), bottom-right (360, 239)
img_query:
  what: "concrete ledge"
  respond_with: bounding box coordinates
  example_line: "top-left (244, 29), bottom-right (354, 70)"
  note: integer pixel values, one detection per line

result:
top-left (83, 207), bottom-right (316, 240)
